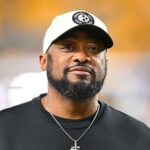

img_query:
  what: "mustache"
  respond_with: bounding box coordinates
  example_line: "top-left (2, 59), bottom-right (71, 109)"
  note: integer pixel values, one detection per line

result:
top-left (64, 63), bottom-right (95, 75)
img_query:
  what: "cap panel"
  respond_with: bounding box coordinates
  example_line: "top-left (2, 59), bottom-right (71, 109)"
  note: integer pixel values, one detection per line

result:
top-left (43, 11), bottom-right (78, 52)
top-left (42, 10), bottom-right (113, 53)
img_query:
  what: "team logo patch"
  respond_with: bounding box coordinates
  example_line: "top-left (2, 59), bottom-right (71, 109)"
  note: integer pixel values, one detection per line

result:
top-left (72, 11), bottom-right (94, 25)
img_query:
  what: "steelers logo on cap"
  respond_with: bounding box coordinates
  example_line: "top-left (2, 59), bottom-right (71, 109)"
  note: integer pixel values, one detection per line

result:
top-left (72, 11), bottom-right (94, 25)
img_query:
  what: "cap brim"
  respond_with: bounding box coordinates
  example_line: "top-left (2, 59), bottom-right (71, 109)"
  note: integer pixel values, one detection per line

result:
top-left (52, 25), bottom-right (113, 49)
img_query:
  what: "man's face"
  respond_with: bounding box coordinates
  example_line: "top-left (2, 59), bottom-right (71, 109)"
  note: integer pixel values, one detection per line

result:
top-left (46, 29), bottom-right (107, 101)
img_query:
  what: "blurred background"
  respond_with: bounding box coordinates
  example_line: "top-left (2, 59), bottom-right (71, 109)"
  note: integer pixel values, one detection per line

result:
top-left (0, 0), bottom-right (150, 126)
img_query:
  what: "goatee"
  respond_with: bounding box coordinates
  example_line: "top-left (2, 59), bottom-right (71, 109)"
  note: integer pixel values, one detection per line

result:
top-left (46, 54), bottom-right (107, 102)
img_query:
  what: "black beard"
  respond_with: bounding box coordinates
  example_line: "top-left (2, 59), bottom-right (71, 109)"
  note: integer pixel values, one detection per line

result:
top-left (46, 54), bottom-right (107, 102)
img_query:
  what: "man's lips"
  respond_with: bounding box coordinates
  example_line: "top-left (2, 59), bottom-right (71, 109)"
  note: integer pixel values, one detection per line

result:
top-left (68, 66), bottom-right (92, 75)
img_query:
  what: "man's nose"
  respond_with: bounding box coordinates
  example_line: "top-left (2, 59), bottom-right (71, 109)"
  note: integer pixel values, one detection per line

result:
top-left (72, 49), bottom-right (91, 64)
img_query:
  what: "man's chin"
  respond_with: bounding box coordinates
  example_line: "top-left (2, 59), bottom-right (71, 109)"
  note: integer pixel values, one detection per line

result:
top-left (67, 78), bottom-right (92, 85)
top-left (67, 74), bottom-right (92, 84)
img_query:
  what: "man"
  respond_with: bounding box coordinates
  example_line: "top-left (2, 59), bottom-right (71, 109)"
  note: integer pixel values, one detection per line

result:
top-left (0, 10), bottom-right (150, 150)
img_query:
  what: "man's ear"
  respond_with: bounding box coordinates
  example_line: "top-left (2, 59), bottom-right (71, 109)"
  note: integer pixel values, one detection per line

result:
top-left (39, 53), bottom-right (47, 71)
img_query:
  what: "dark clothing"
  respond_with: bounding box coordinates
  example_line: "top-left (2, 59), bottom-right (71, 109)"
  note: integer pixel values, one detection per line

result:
top-left (0, 94), bottom-right (150, 150)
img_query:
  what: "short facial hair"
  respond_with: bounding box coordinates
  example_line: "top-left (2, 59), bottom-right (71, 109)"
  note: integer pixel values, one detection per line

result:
top-left (46, 54), bottom-right (107, 102)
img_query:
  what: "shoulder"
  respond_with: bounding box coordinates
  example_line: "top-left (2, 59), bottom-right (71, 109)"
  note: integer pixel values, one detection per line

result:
top-left (0, 100), bottom-right (34, 139)
top-left (0, 100), bottom-right (33, 122)
top-left (0, 94), bottom-right (47, 138)
top-left (0, 94), bottom-right (44, 124)
top-left (98, 101), bottom-right (150, 148)
top-left (100, 101), bottom-right (150, 135)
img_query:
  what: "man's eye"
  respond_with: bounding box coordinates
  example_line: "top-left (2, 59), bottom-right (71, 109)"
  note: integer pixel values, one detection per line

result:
top-left (88, 46), bottom-right (105, 53)
top-left (61, 45), bottom-right (74, 51)
top-left (88, 47), bottom-right (100, 53)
